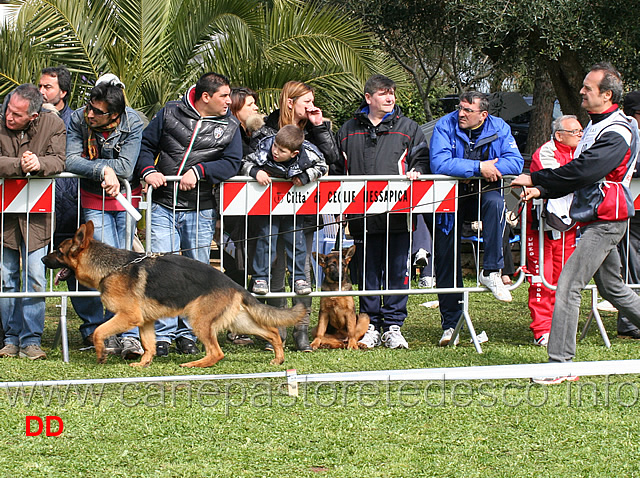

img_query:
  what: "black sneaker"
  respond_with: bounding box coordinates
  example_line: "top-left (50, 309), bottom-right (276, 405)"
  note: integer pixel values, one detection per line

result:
top-left (156, 341), bottom-right (170, 356)
top-left (176, 337), bottom-right (199, 355)
top-left (227, 332), bottom-right (254, 346)
top-left (617, 329), bottom-right (640, 340)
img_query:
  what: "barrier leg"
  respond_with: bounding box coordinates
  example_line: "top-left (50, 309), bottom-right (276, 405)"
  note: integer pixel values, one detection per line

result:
top-left (450, 291), bottom-right (483, 353)
top-left (580, 288), bottom-right (611, 348)
top-left (579, 311), bottom-right (594, 341)
top-left (52, 298), bottom-right (70, 363)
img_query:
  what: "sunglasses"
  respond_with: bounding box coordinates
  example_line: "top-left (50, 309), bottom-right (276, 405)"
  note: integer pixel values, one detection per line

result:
top-left (86, 102), bottom-right (111, 116)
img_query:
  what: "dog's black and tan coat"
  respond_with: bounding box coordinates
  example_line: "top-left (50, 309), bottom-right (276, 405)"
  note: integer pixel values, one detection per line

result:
top-left (311, 246), bottom-right (370, 350)
top-left (43, 221), bottom-right (305, 368)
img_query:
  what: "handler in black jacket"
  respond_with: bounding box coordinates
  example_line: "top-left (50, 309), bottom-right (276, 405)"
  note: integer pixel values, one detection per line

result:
top-left (335, 74), bottom-right (430, 350)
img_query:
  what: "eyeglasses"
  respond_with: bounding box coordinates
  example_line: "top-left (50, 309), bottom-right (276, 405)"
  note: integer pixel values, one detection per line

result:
top-left (558, 129), bottom-right (584, 136)
top-left (456, 104), bottom-right (483, 114)
top-left (86, 103), bottom-right (111, 116)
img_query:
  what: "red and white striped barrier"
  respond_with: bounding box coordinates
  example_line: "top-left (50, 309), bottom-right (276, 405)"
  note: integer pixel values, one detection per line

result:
top-left (0, 178), bottom-right (53, 213)
top-left (628, 180), bottom-right (640, 210)
top-left (221, 179), bottom-right (457, 216)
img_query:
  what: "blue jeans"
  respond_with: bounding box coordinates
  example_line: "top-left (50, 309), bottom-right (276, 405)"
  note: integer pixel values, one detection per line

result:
top-left (83, 208), bottom-right (137, 338)
top-left (460, 188), bottom-right (506, 271)
top-left (252, 215), bottom-right (307, 284)
top-left (0, 243), bottom-right (48, 347)
top-left (151, 203), bottom-right (215, 343)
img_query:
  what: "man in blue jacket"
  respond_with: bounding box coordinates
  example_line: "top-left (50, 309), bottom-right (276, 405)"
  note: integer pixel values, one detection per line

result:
top-left (66, 74), bottom-right (145, 358)
top-left (430, 91), bottom-right (523, 346)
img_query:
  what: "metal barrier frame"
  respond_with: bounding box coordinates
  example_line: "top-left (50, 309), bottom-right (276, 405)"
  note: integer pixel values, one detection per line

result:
top-left (4, 174), bottom-right (640, 361)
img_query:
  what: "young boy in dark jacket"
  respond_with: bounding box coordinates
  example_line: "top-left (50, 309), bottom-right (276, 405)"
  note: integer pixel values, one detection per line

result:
top-left (242, 124), bottom-right (327, 295)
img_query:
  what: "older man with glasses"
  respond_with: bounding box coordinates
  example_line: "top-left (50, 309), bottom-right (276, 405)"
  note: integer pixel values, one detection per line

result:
top-left (525, 115), bottom-right (582, 347)
top-left (430, 91), bottom-right (524, 347)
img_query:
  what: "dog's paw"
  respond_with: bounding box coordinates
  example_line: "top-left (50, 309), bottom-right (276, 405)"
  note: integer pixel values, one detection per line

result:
top-left (129, 361), bottom-right (150, 368)
top-left (310, 339), bottom-right (322, 350)
top-left (96, 355), bottom-right (107, 364)
top-left (270, 358), bottom-right (285, 365)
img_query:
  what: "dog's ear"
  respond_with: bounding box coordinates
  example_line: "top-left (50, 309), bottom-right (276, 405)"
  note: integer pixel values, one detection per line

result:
top-left (344, 245), bottom-right (356, 260)
top-left (73, 221), bottom-right (94, 249)
top-left (84, 220), bottom-right (95, 239)
top-left (312, 251), bottom-right (326, 267)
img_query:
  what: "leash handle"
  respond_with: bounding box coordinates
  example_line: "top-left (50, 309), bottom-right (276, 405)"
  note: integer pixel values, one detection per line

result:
top-left (115, 193), bottom-right (142, 221)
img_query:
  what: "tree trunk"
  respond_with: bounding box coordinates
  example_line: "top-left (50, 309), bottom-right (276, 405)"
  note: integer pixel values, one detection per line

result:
top-left (545, 49), bottom-right (589, 126)
top-left (525, 66), bottom-right (555, 158)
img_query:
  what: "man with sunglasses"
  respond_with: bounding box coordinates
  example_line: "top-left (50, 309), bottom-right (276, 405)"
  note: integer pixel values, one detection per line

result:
top-left (65, 74), bottom-right (145, 359)
top-left (430, 91), bottom-right (523, 346)
top-left (525, 115), bottom-right (582, 347)
top-left (513, 62), bottom-right (640, 383)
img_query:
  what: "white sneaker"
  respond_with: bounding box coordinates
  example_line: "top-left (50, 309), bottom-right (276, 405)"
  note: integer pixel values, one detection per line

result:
top-left (439, 327), bottom-right (459, 347)
top-left (381, 325), bottom-right (409, 349)
top-left (413, 248), bottom-right (429, 267)
top-left (418, 275), bottom-right (435, 288)
top-left (358, 324), bottom-right (381, 348)
top-left (531, 375), bottom-right (580, 385)
top-left (479, 271), bottom-right (512, 302)
top-left (597, 300), bottom-right (618, 312)
top-left (104, 335), bottom-right (123, 355)
top-left (534, 333), bottom-right (549, 347)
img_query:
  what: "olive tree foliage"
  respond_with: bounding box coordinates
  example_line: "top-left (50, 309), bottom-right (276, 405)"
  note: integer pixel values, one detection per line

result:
top-left (321, 0), bottom-right (500, 122)
top-left (0, 0), bottom-right (400, 119)
top-left (323, 0), bottom-right (640, 152)
top-left (449, 0), bottom-right (640, 151)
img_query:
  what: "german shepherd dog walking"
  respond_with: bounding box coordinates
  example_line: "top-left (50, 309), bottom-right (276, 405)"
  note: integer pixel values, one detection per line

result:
top-left (42, 221), bottom-right (305, 368)
top-left (311, 246), bottom-right (370, 350)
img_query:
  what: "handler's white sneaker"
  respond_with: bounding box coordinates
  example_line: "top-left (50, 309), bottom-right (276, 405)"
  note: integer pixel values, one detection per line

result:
top-left (531, 375), bottom-right (580, 385)
top-left (121, 337), bottom-right (144, 359)
top-left (381, 325), bottom-right (409, 349)
top-left (479, 271), bottom-right (512, 302)
top-left (358, 324), bottom-right (381, 348)
top-left (439, 327), bottom-right (459, 347)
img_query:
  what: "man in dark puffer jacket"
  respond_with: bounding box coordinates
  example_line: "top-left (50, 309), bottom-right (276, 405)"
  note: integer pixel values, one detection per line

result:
top-left (335, 74), bottom-right (430, 350)
top-left (136, 72), bottom-right (242, 356)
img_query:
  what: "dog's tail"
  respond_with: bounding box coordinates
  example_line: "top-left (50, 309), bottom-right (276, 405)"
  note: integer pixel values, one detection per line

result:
top-left (244, 300), bottom-right (306, 328)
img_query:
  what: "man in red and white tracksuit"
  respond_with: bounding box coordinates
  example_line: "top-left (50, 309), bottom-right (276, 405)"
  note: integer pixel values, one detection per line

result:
top-left (526, 115), bottom-right (583, 346)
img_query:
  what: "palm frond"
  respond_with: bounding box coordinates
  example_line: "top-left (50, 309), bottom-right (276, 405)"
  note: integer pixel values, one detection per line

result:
top-left (0, 25), bottom-right (50, 97)
top-left (15, 0), bottom-right (111, 79)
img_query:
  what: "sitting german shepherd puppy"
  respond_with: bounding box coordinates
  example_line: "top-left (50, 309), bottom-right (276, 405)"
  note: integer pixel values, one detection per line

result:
top-left (42, 221), bottom-right (305, 368)
top-left (311, 246), bottom-right (370, 350)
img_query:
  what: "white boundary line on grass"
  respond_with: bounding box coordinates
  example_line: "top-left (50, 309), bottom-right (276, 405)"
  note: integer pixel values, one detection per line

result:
top-left (2, 360), bottom-right (640, 391)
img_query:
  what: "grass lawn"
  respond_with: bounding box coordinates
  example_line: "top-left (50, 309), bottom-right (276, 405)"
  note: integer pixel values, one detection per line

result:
top-left (2, 281), bottom-right (640, 477)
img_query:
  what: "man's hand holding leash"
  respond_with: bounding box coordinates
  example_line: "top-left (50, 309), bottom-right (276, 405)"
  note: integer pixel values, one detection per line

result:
top-left (511, 173), bottom-right (541, 201)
